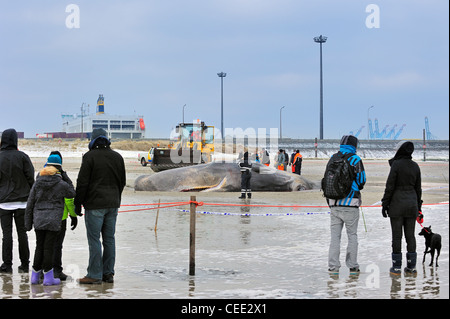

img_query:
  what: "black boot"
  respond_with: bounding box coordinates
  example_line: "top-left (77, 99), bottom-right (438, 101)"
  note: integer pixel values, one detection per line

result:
top-left (390, 253), bottom-right (402, 275)
top-left (404, 252), bottom-right (417, 275)
top-left (247, 193), bottom-right (251, 199)
top-left (54, 270), bottom-right (68, 281)
top-left (238, 193), bottom-right (246, 199)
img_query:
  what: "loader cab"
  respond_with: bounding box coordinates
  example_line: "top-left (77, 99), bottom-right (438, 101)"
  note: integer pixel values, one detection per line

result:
top-left (175, 122), bottom-right (214, 149)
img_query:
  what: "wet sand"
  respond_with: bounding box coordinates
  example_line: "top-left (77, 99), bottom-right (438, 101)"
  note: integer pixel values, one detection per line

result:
top-left (1, 157), bottom-right (448, 300)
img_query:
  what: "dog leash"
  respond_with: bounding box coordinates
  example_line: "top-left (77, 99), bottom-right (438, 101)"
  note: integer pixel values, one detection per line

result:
top-left (416, 211), bottom-right (429, 233)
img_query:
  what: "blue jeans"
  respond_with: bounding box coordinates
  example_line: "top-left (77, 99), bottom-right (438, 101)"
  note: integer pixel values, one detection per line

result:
top-left (84, 208), bottom-right (118, 280)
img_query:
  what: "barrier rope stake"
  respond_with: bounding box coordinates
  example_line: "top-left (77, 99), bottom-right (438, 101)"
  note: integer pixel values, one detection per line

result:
top-left (189, 196), bottom-right (196, 276)
top-left (154, 199), bottom-right (160, 232)
top-left (360, 207), bottom-right (367, 232)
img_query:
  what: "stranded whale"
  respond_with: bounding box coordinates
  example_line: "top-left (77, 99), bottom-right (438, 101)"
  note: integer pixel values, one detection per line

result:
top-left (134, 162), bottom-right (316, 192)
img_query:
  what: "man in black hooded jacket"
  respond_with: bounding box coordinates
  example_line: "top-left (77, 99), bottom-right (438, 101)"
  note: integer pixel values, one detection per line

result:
top-left (0, 128), bottom-right (34, 273)
top-left (75, 128), bottom-right (126, 284)
top-left (381, 141), bottom-right (422, 275)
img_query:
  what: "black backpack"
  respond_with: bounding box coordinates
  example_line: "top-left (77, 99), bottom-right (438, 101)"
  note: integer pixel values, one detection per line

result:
top-left (321, 152), bottom-right (356, 199)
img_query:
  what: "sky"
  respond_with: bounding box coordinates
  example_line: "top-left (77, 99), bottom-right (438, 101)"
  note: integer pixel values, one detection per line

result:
top-left (0, 0), bottom-right (448, 140)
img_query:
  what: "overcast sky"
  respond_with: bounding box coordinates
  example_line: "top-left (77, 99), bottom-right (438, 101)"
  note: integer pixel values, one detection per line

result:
top-left (1, 0), bottom-right (448, 140)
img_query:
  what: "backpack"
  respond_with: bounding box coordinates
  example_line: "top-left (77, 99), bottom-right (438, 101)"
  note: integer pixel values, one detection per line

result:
top-left (321, 152), bottom-right (356, 199)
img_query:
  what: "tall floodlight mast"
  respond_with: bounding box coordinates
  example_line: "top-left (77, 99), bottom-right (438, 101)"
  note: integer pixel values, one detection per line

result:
top-left (314, 35), bottom-right (327, 139)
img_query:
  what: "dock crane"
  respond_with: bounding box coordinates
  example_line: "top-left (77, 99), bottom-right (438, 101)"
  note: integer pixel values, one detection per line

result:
top-left (374, 118), bottom-right (381, 139)
top-left (377, 125), bottom-right (389, 139)
top-left (393, 124), bottom-right (406, 140)
top-left (425, 117), bottom-right (437, 140)
top-left (349, 126), bottom-right (365, 137)
top-left (368, 119), bottom-right (375, 139)
top-left (385, 125), bottom-right (397, 139)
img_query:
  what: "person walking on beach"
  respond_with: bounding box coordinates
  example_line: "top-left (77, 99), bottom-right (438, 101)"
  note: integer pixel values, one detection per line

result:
top-left (322, 135), bottom-right (366, 275)
top-left (25, 154), bottom-right (76, 285)
top-left (75, 128), bottom-right (126, 284)
top-left (0, 128), bottom-right (34, 273)
top-left (381, 141), bottom-right (422, 275)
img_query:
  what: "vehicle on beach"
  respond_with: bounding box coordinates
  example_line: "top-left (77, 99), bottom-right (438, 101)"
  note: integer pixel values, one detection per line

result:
top-left (138, 121), bottom-right (215, 172)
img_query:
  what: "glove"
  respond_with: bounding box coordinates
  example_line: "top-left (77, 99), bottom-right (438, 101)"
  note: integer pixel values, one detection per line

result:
top-left (382, 205), bottom-right (389, 218)
top-left (416, 211), bottom-right (423, 224)
top-left (75, 205), bottom-right (83, 216)
top-left (70, 215), bottom-right (78, 230)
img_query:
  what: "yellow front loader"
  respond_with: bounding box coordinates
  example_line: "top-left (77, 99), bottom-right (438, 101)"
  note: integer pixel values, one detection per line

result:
top-left (151, 121), bottom-right (214, 172)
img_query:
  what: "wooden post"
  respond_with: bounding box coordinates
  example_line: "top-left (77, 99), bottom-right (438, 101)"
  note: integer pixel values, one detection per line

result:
top-left (189, 196), bottom-right (196, 276)
top-left (154, 199), bottom-right (160, 232)
top-left (314, 137), bottom-right (318, 158)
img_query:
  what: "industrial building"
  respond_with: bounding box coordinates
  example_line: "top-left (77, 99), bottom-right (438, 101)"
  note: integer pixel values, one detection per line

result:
top-left (59, 94), bottom-right (145, 139)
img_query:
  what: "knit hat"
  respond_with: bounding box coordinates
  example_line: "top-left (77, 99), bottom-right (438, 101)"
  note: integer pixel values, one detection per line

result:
top-left (46, 154), bottom-right (62, 167)
top-left (340, 135), bottom-right (358, 149)
top-left (50, 151), bottom-right (63, 164)
top-left (91, 128), bottom-right (107, 141)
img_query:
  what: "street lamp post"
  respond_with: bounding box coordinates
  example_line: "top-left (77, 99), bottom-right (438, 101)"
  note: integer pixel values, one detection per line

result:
top-left (182, 104), bottom-right (186, 123)
top-left (217, 72), bottom-right (227, 138)
top-left (314, 35), bottom-right (327, 140)
top-left (81, 102), bottom-right (85, 136)
top-left (280, 106), bottom-right (285, 139)
top-left (367, 105), bottom-right (374, 140)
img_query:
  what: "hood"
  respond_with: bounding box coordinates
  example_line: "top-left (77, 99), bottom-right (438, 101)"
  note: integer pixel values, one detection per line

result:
top-left (339, 135), bottom-right (358, 154)
top-left (0, 128), bottom-right (18, 150)
top-left (37, 166), bottom-right (61, 188)
top-left (40, 166), bottom-right (59, 176)
top-left (340, 135), bottom-right (358, 148)
top-left (88, 136), bottom-right (111, 150)
top-left (388, 141), bottom-right (414, 166)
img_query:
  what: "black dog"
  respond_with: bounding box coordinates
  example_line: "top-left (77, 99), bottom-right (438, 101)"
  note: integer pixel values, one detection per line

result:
top-left (418, 226), bottom-right (442, 267)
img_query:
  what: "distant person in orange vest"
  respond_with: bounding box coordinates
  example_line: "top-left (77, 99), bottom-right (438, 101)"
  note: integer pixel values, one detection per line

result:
top-left (277, 149), bottom-right (286, 170)
top-left (290, 151), bottom-right (296, 173)
top-left (293, 150), bottom-right (303, 175)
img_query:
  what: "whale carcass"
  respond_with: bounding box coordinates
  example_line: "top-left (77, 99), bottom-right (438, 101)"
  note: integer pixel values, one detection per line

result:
top-left (134, 162), bottom-right (316, 192)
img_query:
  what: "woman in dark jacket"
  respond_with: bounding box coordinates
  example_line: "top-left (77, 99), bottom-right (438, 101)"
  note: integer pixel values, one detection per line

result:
top-left (381, 141), bottom-right (422, 275)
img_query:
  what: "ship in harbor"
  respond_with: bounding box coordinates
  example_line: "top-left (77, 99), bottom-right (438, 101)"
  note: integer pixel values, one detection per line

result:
top-left (40, 94), bottom-right (146, 139)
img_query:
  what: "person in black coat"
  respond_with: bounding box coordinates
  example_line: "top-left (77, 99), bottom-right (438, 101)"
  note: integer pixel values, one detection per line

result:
top-left (75, 128), bottom-right (126, 284)
top-left (0, 128), bottom-right (34, 273)
top-left (381, 141), bottom-right (422, 275)
top-left (238, 151), bottom-right (252, 199)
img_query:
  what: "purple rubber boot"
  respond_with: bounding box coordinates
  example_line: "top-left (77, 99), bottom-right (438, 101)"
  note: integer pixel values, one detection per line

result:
top-left (43, 269), bottom-right (61, 286)
top-left (31, 268), bottom-right (42, 285)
